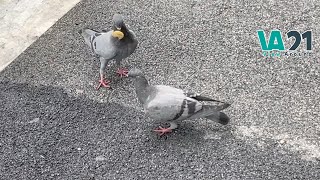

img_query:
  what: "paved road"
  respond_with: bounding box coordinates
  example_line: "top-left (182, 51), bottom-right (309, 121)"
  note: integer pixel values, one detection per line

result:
top-left (1, 0), bottom-right (319, 179)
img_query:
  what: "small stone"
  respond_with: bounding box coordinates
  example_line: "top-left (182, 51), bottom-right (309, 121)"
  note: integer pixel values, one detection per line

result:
top-left (95, 155), bottom-right (106, 161)
top-left (279, 139), bottom-right (286, 144)
top-left (203, 133), bottom-right (221, 140)
top-left (75, 89), bottom-right (84, 94)
top-left (28, 118), bottom-right (40, 123)
top-left (77, 147), bottom-right (81, 151)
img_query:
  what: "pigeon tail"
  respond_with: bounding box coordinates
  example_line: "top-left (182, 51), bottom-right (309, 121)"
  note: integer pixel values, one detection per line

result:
top-left (79, 28), bottom-right (99, 47)
top-left (206, 112), bottom-right (230, 125)
top-left (188, 105), bottom-right (230, 124)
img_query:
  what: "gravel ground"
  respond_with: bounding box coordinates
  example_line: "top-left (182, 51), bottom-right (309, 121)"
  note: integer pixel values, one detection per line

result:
top-left (0, 0), bottom-right (319, 179)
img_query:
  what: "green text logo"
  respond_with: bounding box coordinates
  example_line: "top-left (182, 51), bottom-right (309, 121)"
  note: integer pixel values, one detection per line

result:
top-left (257, 30), bottom-right (312, 57)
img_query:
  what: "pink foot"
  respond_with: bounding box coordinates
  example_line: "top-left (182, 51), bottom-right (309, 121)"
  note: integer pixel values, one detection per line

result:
top-left (153, 126), bottom-right (173, 136)
top-left (116, 68), bottom-right (129, 78)
top-left (96, 78), bottom-right (111, 90)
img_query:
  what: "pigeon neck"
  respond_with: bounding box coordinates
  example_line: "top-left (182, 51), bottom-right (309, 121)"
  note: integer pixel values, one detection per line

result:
top-left (122, 24), bottom-right (129, 35)
top-left (134, 76), bottom-right (149, 104)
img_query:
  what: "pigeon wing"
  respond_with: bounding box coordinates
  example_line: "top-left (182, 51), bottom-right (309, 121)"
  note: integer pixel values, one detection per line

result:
top-left (144, 85), bottom-right (202, 122)
top-left (80, 29), bottom-right (117, 60)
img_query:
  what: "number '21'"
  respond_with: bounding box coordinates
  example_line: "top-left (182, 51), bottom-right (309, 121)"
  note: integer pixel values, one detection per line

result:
top-left (288, 31), bottom-right (311, 50)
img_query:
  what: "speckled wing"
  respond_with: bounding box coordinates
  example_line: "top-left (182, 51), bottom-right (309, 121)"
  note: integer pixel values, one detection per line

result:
top-left (144, 85), bottom-right (203, 122)
top-left (80, 29), bottom-right (117, 60)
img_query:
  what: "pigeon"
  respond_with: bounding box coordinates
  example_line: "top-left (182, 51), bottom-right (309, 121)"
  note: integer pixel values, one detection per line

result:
top-left (79, 14), bottom-right (138, 89)
top-left (128, 69), bottom-right (231, 136)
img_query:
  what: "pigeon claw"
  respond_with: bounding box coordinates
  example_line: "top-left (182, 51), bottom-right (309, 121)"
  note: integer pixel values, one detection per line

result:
top-left (116, 68), bottom-right (129, 78)
top-left (96, 79), bottom-right (111, 90)
top-left (153, 126), bottom-right (173, 136)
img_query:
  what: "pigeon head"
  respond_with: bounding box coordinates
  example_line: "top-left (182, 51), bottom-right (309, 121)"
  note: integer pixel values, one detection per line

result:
top-left (128, 68), bottom-right (144, 78)
top-left (128, 68), bottom-right (149, 104)
top-left (111, 14), bottom-right (125, 40)
top-left (112, 14), bottom-right (125, 30)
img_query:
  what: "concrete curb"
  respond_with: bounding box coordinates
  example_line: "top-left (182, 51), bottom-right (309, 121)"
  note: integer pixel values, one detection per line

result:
top-left (0, 0), bottom-right (81, 72)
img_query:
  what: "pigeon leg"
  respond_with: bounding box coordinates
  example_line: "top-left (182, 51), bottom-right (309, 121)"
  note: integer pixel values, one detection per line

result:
top-left (116, 60), bottom-right (128, 77)
top-left (96, 58), bottom-right (111, 90)
top-left (154, 122), bottom-right (178, 136)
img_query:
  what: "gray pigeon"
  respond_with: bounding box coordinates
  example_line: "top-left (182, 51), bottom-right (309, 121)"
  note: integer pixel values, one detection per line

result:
top-left (128, 69), bottom-right (231, 136)
top-left (79, 14), bottom-right (138, 89)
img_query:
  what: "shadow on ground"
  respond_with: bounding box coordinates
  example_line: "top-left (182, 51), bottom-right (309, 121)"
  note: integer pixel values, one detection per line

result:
top-left (0, 81), bottom-right (319, 179)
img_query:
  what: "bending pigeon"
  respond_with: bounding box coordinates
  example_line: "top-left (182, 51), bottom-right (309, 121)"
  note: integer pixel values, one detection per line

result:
top-left (128, 69), bottom-right (231, 136)
top-left (79, 14), bottom-right (138, 89)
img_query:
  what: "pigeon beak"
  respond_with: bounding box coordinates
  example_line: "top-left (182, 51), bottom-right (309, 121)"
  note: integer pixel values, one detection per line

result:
top-left (116, 26), bottom-right (121, 30)
top-left (112, 30), bottom-right (124, 40)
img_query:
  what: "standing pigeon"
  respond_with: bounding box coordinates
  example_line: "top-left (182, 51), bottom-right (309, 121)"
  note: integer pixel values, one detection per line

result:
top-left (79, 14), bottom-right (138, 89)
top-left (128, 69), bottom-right (231, 136)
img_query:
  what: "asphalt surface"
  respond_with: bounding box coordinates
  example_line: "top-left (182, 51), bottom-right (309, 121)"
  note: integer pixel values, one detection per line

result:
top-left (1, 0), bottom-right (320, 179)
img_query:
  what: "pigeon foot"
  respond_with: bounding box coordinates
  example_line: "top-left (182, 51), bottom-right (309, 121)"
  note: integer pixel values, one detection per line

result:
top-left (116, 68), bottom-right (129, 78)
top-left (153, 126), bottom-right (173, 136)
top-left (96, 78), bottom-right (111, 90)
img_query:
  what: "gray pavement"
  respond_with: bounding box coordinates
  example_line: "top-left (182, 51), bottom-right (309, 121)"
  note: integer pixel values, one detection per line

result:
top-left (1, 0), bottom-right (320, 179)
